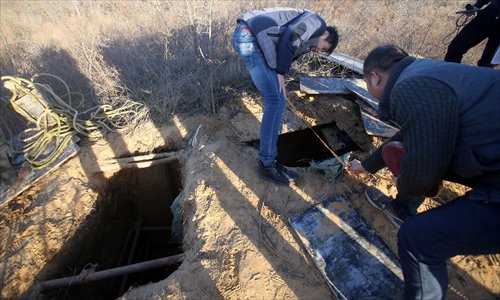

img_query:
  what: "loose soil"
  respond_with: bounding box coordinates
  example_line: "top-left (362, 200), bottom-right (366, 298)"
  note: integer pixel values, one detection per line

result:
top-left (1, 90), bottom-right (499, 299)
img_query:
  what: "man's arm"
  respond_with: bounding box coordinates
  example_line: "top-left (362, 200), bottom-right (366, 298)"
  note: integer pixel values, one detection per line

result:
top-left (361, 132), bottom-right (403, 173)
top-left (390, 77), bottom-right (459, 197)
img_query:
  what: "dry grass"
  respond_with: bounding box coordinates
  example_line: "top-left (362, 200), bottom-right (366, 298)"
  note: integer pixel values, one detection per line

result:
top-left (0, 0), bottom-right (483, 123)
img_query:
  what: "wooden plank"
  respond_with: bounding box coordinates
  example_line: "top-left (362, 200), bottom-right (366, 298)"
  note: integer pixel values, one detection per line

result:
top-left (300, 77), bottom-right (351, 95)
top-left (289, 195), bottom-right (404, 300)
top-left (320, 52), bottom-right (364, 75)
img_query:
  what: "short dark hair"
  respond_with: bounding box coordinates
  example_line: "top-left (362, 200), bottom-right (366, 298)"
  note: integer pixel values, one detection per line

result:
top-left (363, 45), bottom-right (408, 77)
top-left (325, 26), bottom-right (339, 55)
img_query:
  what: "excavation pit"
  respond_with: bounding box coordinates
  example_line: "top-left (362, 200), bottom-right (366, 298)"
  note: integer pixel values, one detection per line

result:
top-left (248, 121), bottom-right (361, 167)
top-left (39, 158), bottom-right (184, 299)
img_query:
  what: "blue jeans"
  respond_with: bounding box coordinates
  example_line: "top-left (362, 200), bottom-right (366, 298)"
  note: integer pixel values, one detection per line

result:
top-left (397, 188), bottom-right (500, 299)
top-left (232, 22), bottom-right (286, 167)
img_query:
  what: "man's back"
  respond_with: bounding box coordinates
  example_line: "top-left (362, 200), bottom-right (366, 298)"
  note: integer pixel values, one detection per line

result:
top-left (393, 59), bottom-right (500, 184)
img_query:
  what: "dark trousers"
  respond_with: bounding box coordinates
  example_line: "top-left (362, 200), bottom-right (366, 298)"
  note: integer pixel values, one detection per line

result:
top-left (398, 193), bottom-right (500, 299)
top-left (444, 11), bottom-right (500, 67)
top-left (382, 142), bottom-right (500, 299)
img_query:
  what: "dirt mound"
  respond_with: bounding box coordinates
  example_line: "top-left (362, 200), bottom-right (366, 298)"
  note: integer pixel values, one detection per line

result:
top-left (1, 93), bottom-right (499, 299)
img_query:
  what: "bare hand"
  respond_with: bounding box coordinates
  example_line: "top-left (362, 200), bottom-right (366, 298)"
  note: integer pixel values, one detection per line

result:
top-left (347, 159), bottom-right (367, 174)
top-left (277, 74), bottom-right (286, 95)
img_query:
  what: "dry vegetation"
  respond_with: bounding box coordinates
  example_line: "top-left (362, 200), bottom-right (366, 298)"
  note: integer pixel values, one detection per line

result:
top-left (1, 1), bottom-right (496, 299)
top-left (0, 0), bottom-right (482, 122)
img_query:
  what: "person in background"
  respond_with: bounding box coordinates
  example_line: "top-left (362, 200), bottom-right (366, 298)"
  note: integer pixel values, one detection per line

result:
top-left (492, 44), bottom-right (500, 66)
top-left (232, 8), bottom-right (338, 185)
top-left (444, 0), bottom-right (500, 67)
top-left (349, 44), bottom-right (500, 299)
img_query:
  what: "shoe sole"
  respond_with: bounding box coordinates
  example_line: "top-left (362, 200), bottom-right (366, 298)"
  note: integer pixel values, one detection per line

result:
top-left (364, 189), bottom-right (402, 228)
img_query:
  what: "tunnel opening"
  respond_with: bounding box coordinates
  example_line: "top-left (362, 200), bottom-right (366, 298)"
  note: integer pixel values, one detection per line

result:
top-left (39, 158), bottom-right (183, 299)
top-left (247, 121), bottom-right (361, 167)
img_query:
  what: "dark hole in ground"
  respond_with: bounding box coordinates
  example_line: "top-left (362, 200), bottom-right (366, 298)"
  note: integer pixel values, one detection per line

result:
top-left (39, 159), bottom-right (183, 299)
top-left (247, 121), bottom-right (361, 168)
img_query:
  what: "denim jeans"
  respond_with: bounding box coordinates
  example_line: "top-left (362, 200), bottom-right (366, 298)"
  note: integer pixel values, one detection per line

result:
top-left (232, 22), bottom-right (286, 167)
top-left (397, 189), bottom-right (500, 299)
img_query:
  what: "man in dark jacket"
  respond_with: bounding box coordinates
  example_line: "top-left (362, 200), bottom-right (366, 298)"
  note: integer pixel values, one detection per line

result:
top-left (444, 0), bottom-right (500, 67)
top-left (232, 8), bottom-right (338, 185)
top-left (348, 45), bottom-right (500, 299)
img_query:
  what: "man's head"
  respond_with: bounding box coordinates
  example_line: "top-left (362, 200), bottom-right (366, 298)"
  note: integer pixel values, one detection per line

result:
top-left (363, 45), bottom-right (408, 100)
top-left (311, 26), bottom-right (339, 55)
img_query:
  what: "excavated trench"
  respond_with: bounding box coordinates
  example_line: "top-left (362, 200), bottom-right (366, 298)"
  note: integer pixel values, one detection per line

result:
top-left (39, 159), bottom-right (183, 299)
top-left (36, 121), bottom-right (359, 299)
top-left (248, 121), bottom-right (361, 167)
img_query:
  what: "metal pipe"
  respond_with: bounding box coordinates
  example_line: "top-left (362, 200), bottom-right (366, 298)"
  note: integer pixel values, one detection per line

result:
top-left (119, 218), bottom-right (143, 294)
top-left (39, 254), bottom-right (184, 291)
top-left (141, 226), bottom-right (171, 231)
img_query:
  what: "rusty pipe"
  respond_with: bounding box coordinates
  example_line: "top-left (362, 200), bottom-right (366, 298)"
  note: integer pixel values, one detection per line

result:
top-left (39, 253), bottom-right (184, 291)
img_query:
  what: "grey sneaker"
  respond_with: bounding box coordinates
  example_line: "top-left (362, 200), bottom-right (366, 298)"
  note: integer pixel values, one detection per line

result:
top-left (365, 187), bottom-right (404, 228)
top-left (257, 161), bottom-right (298, 185)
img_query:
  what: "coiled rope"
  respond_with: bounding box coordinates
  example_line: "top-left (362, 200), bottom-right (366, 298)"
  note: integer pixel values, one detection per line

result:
top-left (1, 74), bottom-right (148, 170)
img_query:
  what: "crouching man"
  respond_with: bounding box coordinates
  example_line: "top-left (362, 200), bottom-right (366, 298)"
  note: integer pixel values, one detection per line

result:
top-left (348, 44), bottom-right (500, 299)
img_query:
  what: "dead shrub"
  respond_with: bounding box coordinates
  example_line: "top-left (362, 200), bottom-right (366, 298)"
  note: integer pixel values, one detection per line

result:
top-left (0, 0), bottom-right (484, 122)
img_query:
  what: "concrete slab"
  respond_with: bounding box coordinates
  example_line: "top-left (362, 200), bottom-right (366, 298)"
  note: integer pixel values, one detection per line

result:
top-left (360, 110), bottom-right (398, 138)
top-left (343, 80), bottom-right (379, 111)
top-left (320, 52), bottom-right (364, 75)
top-left (289, 195), bottom-right (404, 300)
top-left (300, 77), bottom-right (352, 95)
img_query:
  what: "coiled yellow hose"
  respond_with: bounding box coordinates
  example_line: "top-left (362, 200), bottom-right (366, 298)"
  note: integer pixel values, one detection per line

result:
top-left (1, 74), bottom-right (148, 170)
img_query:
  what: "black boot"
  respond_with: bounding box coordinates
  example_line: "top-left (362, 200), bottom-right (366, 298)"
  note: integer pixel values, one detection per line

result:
top-left (257, 161), bottom-right (299, 185)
